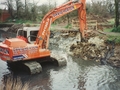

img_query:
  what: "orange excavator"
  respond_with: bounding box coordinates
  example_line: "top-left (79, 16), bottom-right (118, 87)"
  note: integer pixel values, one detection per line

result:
top-left (0, 0), bottom-right (87, 74)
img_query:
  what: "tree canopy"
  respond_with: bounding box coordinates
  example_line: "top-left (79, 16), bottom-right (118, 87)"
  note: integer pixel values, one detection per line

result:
top-left (0, 0), bottom-right (119, 27)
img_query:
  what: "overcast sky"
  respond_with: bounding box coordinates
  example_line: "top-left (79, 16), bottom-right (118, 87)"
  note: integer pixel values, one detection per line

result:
top-left (0, 0), bottom-right (91, 9)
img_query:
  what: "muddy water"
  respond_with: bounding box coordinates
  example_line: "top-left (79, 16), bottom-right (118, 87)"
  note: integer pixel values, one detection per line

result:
top-left (0, 32), bottom-right (120, 90)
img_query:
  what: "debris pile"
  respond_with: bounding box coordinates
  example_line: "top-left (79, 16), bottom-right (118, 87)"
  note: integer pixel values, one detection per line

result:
top-left (87, 14), bottom-right (109, 23)
top-left (70, 36), bottom-right (107, 61)
top-left (69, 31), bottom-right (120, 67)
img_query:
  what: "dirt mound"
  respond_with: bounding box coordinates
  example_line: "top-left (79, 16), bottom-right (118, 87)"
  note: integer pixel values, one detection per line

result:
top-left (70, 37), bottom-right (107, 61)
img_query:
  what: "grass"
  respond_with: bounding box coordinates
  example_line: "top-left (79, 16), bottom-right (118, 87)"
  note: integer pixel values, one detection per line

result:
top-left (103, 18), bottom-right (115, 32)
top-left (102, 22), bottom-right (120, 44)
top-left (0, 77), bottom-right (29, 90)
top-left (3, 18), bottom-right (35, 24)
top-left (107, 18), bottom-right (115, 25)
top-left (112, 25), bottom-right (120, 32)
top-left (65, 24), bottom-right (72, 29)
top-left (107, 35), bottom-right (120, 44)
top-left (104, 28), bottom-right (113, 32)
top-left (103, 27), bottom-right (120, 44)
top-left (50, 24), bottom-right (58, 31)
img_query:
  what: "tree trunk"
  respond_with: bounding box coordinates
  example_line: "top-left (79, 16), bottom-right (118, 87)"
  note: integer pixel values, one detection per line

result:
top-left (115, 0), bottom-right (119, 27)
top-left (25, 0), bottom-right (28, 19)
top-left (16, 1), bottom-right (19, 18)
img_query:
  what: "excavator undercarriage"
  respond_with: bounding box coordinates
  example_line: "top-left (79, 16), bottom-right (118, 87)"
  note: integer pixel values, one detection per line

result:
top-left (7, 55), bottom-right (67, 74)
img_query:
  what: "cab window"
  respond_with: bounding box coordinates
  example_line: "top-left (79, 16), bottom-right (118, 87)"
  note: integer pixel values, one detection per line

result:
top-left (30, 31), bottom-right (38, 41)
top-left (18, 30), bottom-right (27, 38)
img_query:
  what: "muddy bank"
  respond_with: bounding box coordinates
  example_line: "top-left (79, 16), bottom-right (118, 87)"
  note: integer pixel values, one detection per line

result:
top-left (64, 30), bottom-right (120, 67)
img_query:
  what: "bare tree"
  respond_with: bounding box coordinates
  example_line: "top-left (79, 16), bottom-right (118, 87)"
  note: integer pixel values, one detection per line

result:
top-left (91, 0), bottom-right (109, 17)
top-left (2, 0), bottom-right (14, 18)
top-left (47, 0), bottom-right (51, 10)
top-left (38, 4), bottom-right (49, 19)
top-left (54, 0), bottom-right (57, 8)
top-left (14, 0), bottom-right (23, 18)
top-left (30, 0), bottom-right (40, 21)
top-left (24, 0), bottom-right (29, 19)
top-left (106, 0), bottom-right (114, 15)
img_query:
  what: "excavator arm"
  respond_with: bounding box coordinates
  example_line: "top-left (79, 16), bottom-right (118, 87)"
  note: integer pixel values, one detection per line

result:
top-left (35, 0), bottom-right (87, 49)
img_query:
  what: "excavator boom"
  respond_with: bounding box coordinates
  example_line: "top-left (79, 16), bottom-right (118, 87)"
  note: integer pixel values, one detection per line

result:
top-left (35, 0), bottom-right (86, 49)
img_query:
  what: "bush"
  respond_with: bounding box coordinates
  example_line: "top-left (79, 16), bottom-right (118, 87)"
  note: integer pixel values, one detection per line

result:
top-left (112, 25), bottom-right (120, 32)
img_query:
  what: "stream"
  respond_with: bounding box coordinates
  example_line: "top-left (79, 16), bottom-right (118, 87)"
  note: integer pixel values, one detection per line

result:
top-left (0, 31), bottom-right (120, 90)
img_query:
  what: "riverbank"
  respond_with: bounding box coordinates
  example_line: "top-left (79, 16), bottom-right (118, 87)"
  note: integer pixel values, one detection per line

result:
top-left (69, 30), bottom-right (120, 67)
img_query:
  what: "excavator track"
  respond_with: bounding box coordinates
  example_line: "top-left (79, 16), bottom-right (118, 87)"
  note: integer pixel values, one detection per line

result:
top-left (7, 56), bottom-right (67, 74)
top-left (51, 51), bottom-right (67, 66)
top-left (51, 57), bottom-right (67, 66)
top-left (23, 61), bottom-right (42, 74)
top-left (7, 61), bottom-right (42, 74)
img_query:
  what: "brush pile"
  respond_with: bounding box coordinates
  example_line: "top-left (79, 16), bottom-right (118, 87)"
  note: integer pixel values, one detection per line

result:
top-left (69, 31), bottom-right (120, 67)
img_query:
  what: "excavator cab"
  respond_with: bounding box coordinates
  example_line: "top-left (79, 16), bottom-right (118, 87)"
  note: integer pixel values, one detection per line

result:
top-left (17, 27), bottom-right (39, 43)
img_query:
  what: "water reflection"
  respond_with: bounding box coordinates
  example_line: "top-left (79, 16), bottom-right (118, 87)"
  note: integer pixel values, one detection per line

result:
top-left (0, 53), bottom-right (120, 90)
top-left (0, 60), bottom-right (10, 83)
top-left (50, 56), bottom-right (80, 90)
top-left (84, 65), bottom-right (117, 90)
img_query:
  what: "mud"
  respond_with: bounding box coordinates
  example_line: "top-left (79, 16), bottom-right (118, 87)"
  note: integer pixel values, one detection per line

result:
top-left (69, 31), bottom-right (120, 67)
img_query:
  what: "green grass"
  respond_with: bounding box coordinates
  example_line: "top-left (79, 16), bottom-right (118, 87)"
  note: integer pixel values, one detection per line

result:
top-left (107, 35), bottom-right (120, 44)
top-left (65, 24), bottom-right (72, 29)
top-left (104, 28), bottom-right (113, 32)
top-left (102, 18), bottom-right (115, 33)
